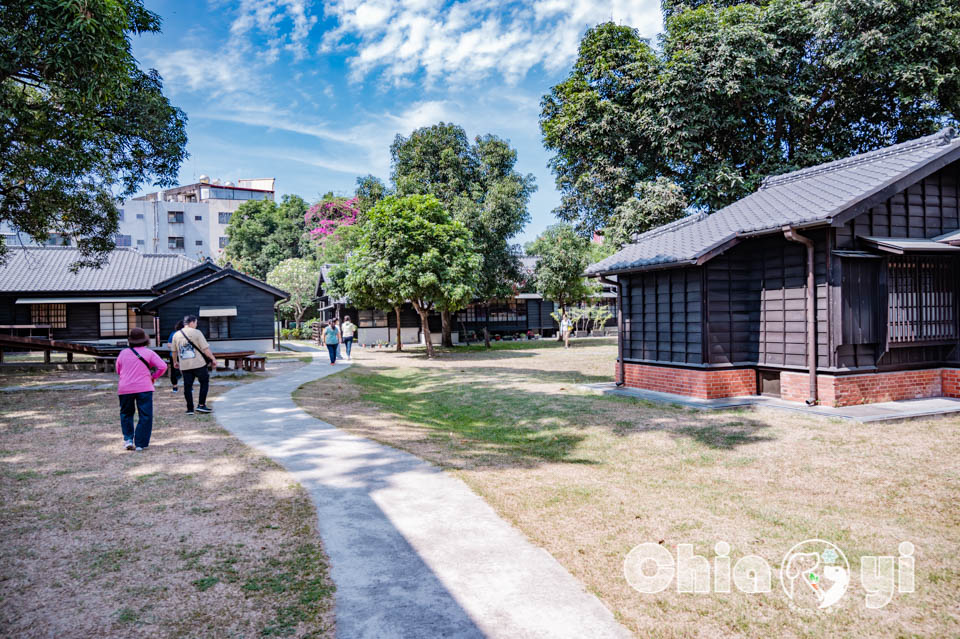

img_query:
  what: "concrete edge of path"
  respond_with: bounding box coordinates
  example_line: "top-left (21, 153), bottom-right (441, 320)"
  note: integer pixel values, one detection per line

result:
top-left (214, 359), bottom-right (634, 639)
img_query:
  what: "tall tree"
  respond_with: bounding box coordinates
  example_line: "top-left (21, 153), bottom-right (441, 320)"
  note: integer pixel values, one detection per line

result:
top-left (0, 0), bottom-right (188, 268)
top-left (605, 178), bottom-right (689, 249)
top-left (541, 4), bottom-right (960, 234)
top-left (528, 225), bottom-right (596, 334)
top-left (266, 258), bottom-right (315, 327)
top-left (224, 195), bottom-right (310, 279)
top-left (345, 195), bottom-right (479, 358)
top-left (391, 123), bottom-right (536, 346)
top-left (354, 174), bottom-right (390, 214)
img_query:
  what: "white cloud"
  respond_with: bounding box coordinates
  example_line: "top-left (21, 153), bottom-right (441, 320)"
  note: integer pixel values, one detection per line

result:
top-left (322, 0), bottom-right (662, 85)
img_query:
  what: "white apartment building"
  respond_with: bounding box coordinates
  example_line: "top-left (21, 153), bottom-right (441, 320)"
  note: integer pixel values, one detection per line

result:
top-left (1, 177), bottom-right (275, 260)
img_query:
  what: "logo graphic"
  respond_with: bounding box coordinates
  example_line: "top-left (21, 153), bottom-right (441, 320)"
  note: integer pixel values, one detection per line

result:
top-left (780, 539), bottom-right (850, 612)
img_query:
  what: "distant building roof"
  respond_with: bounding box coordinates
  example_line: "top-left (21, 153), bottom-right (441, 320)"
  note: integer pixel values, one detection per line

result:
top-left (0, 247), bottom-right (199, 293)
top-left (141, 267), bottom-right (288, 310)
top-left (588, 128), bottom-right (960, 275)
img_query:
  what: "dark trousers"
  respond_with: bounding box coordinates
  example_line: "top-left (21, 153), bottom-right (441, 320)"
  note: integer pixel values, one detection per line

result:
top-left (182, 366), bottom-right (210, 411)
top-left (119, 391), bottom-right (154, 448)
top-left (343, 336), bottom-right (354, 357)
top-left (327, 344), bottom-right (338, 363)
top-left (170, 362), bottom-right (181, 387)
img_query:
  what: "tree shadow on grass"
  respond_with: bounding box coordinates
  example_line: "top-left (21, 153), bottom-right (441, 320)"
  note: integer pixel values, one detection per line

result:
top-left (309, 365), bottom-right (776, 469)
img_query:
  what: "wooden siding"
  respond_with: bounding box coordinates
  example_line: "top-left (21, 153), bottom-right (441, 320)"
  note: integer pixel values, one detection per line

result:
top-left (622, 268), bottom-right (703, 364)
top-left (0, 296), bottom-right (130, 341)
top-left (705, 234), bottom-right (829, 368)
top-left (154, 277), bottom-right (277, 341)
top-left (837, 161), bottom-right (960, 248)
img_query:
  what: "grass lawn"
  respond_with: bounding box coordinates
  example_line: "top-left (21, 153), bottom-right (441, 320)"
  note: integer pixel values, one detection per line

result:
top-left (294, 339), bottom-right (960, 638)
top-left (0, 363), bottom-right (334, 638)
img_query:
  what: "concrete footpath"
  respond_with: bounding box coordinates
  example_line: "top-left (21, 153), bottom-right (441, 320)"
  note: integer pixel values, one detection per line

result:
top-left (215, 356), bottom-right (631, 639)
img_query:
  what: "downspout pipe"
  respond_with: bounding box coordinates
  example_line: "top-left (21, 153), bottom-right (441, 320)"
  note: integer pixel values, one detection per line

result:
top-left (598, 275), bottom-right (625, 387)
top-left (782, 226), bottom-right (818, 405)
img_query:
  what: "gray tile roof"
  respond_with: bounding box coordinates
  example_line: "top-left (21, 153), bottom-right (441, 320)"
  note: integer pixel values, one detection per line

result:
top-left (0, 247), bottom-right (200, 292)
top-left (588, 128), bottom-right (960, 275)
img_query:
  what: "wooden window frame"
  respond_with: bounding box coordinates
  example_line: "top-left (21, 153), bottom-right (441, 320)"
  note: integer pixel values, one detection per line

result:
top-left (358, 309), bottom-right (388, 328)
top-left (887, 256), bottom-right (958, 346)
top-left (30, 303), bottom-right (67, 329)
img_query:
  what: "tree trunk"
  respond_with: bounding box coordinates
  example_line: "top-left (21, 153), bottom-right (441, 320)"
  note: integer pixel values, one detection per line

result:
top-left (483, 301), bottom-right (491, 348)
top-left (414, 304), bottom-right (435, 358)
top-left (441, 310), bottom-right (453, 347)
top-left (394, 306), bottom-right (403, 352)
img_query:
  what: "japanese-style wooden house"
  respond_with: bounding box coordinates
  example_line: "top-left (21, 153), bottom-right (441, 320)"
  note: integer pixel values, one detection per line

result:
top-left (314, 257), bottom-right (614, 344)
top-left (587, 128), bottom-right (960, 407)
top-left (0, 247), bottom-right (288, 352)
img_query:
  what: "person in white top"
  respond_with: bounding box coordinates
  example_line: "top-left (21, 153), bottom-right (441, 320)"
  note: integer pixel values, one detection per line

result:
top-left (560, 311), bottom-right (573, 349)
top-left (341, 315), bottom-right (357, 360)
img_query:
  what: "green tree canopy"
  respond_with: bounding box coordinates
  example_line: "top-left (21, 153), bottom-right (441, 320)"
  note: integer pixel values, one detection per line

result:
top-left (527, 224), bottom-right (596, 312)
top-left (605, 178), bottom-right (689, 249)
top-left (223, 195), bottom-right (310, 279)
top-left (391, 122), bottom-right (536, 345)
top-left (0, 0), bottom-right (188, 267)
top-left (541, 3), bottom-right (960, 234)
top-left (266, 258), bottom-right (315, 326)
top-left (345, 195), bottom-right (479, 358)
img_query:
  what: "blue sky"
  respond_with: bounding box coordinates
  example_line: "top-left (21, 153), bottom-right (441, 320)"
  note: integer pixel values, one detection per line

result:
top-left (134, 0), bottom-right (663, 244)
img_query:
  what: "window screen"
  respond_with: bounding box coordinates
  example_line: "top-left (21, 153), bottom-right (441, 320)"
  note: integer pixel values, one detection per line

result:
top-left (99, 302), bottom-right (128, 337)
top-left (30, 304), bottom-right (67, 329)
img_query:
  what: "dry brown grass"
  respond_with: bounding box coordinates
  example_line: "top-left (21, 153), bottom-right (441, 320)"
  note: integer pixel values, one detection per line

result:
top-left (0, 363), bottom-right (334, 639)
top-left (295, 340), bottom-right (960, 638)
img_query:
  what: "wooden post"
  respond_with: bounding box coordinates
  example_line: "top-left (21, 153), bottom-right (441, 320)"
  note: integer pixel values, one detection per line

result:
top-left (44, 349), bottom-right (51, 364)
top-left (67, 351), bottom-right (73, 363)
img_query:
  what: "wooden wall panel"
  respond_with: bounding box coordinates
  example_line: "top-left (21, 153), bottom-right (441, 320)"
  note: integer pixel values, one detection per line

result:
top-left (623, 268), bottom-right (702, 364)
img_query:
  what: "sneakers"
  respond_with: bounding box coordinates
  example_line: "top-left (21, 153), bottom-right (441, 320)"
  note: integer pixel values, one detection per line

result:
top-left (171, 386), bottom-right (179, 393)
top-left (124, 439), bottom-right (135, 451)
top-left (185, 409), bottom-right (195, 416)
top-left (196, 405), bottom-right (212, 414)
top-left (135, 446), bottom-right (143, 451)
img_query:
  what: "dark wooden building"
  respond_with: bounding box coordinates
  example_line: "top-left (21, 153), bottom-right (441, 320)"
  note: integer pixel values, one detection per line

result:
top-left (588, 128), bottom-right (960, 407)
top-left (0, 248), bottom-right (287, 352)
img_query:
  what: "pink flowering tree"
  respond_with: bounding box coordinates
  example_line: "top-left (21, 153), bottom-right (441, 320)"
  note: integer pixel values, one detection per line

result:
top-left (305, 197), bottom-right (359, 242)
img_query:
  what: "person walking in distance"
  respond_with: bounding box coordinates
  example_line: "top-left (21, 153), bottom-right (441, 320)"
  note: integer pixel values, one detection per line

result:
top-left (560, 311), bottom-right (573, 349)
top-left (166, 320), bottom-right (184, 393)
top-left (341, 315), bottom-right (357, 361)
top-left (116, 327), bottom-right (167, 451)
top-left (171, 315), bottom-right (219, 415)
top-left (333, 318), bottom-right (343, 360)
top-left (323, 320), bottom-right (340, 365)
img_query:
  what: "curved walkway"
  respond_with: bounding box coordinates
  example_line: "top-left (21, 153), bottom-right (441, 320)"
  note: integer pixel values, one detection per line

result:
top-left (215, 356), bottom-right (631, 639)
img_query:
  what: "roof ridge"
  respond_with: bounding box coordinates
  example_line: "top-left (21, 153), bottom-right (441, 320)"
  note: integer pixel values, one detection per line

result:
top-left (761, 127), bottom-right (956, 189)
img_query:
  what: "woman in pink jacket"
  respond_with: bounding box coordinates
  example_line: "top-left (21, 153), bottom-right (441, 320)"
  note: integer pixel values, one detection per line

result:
top-left (116, 327), bottom-right (167, 451)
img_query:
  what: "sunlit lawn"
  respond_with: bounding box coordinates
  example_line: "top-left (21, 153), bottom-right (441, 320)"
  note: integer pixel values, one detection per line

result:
top-left (295, 339), bottom-right (960, 638)
top-left (0, 365), bottom-right (334, 639)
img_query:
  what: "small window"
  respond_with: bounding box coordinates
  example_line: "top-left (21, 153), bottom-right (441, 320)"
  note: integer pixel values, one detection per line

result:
top-left (207, 316), bottom-right (230, 339)
top-left (219, 236), bottom-right (228, 249)
top-left (168, 236), bottom-right (184, 250)
top-left (218, 211), bottom-right (232, 224)
top-left (136, 213), bottom-right (144, 220)
top-left (43, 234), bottom-right (69, 246)
top-left (115, 234), bottom-right (132, 247)
top-left (118, 209), bottom-right (124, 221)
top-left (195, 240), bottom-right (203, 246)
top-left (31, 304), bottom-right (67, 329)
top-left (358, 309), bottom-right (388, 328)
top-left (168, 211), bottom-right (184, 223)
top-left (136, 239), bottom-right (145, 246)
top-left (195, 215), bottom-right (203, 221)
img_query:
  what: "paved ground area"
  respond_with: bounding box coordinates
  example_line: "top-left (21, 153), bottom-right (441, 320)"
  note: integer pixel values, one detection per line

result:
top-left (215, 356), bottom-right (631, 639)
top-left (583, 382), bottom-right (960, 422)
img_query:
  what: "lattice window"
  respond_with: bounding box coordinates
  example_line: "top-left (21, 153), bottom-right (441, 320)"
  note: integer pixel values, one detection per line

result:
top-left (99, 302), bottom-right (128, 337)
top-left (30, 304), bottom-right (67, 328)
top-left (207, 316), bottom-right (229, 339)
top-left (887, 256), bottom-right (958, 344)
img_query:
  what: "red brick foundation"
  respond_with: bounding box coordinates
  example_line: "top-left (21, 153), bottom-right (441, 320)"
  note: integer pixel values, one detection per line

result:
top-left (782, 368), bottom-right (960, 407)
top-left (616, 362), bottom-right (960, 406)
top-left (618, 362), bottom-right (756, 399)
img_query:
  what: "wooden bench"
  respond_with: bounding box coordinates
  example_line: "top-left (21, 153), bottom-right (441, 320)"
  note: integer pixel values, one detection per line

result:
top-left (94, 356), bottom-right (117, 373)
top-left (214, 351), bottom-right (256, 370)
top-left (242, 355), bottom-right (266, 372)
